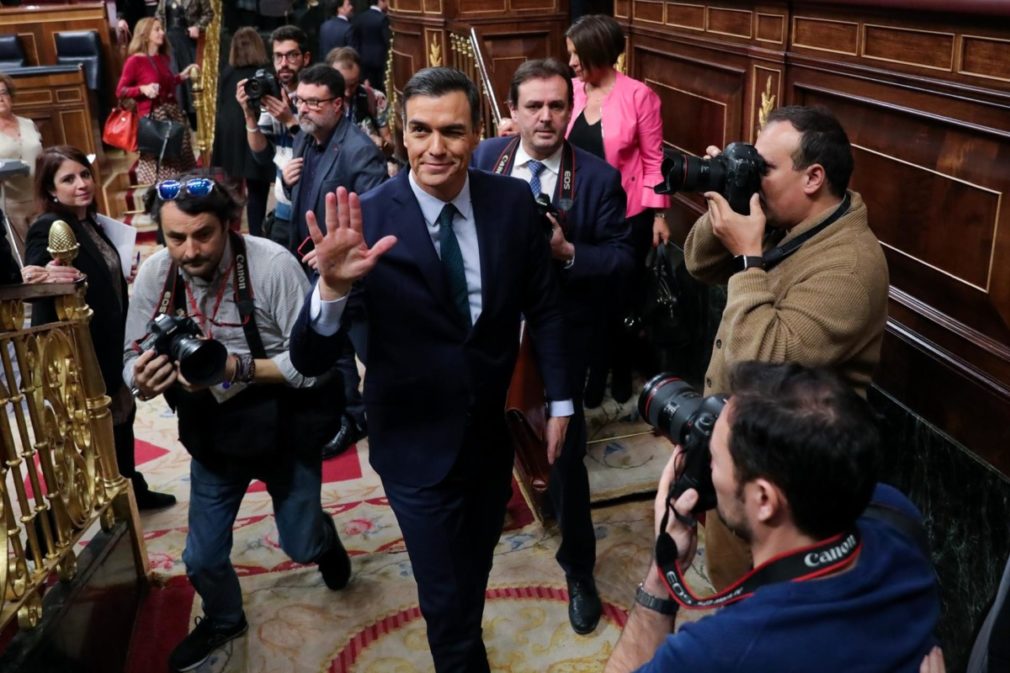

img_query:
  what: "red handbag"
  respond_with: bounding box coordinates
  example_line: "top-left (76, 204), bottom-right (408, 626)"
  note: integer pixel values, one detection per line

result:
top-left (103, 102), bottom-right (138, 152)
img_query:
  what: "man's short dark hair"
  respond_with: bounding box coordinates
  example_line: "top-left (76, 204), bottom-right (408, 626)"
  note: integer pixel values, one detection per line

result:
top-left (565, 14), bottom-right (625, 73)
top-left (765, 105), bottom-right (854, 198)
top-left (401, 67), bottom-right (481, 131)
top-left (298, 63), bottom-right (346, 100)
top-left (270, 25), bottom-right (309, 54)
top-left (727, 362), bottom-right (879, 540)
top-left (145, 175), bottom-right (241, 228)
top-left (508, 58), bottom-right (574, 109)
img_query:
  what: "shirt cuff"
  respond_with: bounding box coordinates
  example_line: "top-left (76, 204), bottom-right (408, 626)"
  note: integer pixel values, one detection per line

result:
top-left (549, 399), bottom-right (574, 417)
top-left (309, 282), bottom-right (348, 336)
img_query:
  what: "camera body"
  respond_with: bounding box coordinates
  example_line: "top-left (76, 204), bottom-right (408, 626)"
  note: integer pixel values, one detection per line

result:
top-left (639, 374), bottom-right (727, 515)
top-left (137, 314), bottom-right (228, 387)
top-left (534, 194), bottom-right (564, 239)
top-left (654, 142), bottom-right (766, 215)
top-left (243, 68), bottom-right (280, 111)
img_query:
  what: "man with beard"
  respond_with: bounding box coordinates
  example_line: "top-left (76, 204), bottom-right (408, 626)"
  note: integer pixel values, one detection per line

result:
top-left (682, 105), bottom-right (889, 591)
top-left (240, 25), bottom-right (309, 247)
top-left (605, 362), bottom-right (939, 673)
top-left (471, 57), bottom-right (632, 636)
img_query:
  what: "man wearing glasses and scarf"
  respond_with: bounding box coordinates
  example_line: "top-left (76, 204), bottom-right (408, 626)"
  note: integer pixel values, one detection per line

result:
top-left (123, 176), bottom-right (352, 673)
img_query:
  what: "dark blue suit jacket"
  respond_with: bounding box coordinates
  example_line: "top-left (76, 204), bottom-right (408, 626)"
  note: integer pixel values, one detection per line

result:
top-left (350, 7), bottom-right (390, 88)
top-left (290, 169), bottom-right (570, 486)
top-left (318, 16), bottom-right (353, 59)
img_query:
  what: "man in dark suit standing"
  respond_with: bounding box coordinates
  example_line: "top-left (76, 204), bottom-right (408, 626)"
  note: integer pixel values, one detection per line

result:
top-left (472, 58), bottom-right (633, 636)
top-left (253, 62), bottom-right (386, 457)
top-left (290, 68), bottom-right (572, 673)
top-left (351, 0), bottom-right (390, 91)
top-left (318, 0), bottom-right (355, 60)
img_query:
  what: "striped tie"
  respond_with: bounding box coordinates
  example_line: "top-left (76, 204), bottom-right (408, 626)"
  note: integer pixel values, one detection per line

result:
top-left (527, 160), bottom-right (545, 198)
top-left (437, 203), bottom-right (471, 327)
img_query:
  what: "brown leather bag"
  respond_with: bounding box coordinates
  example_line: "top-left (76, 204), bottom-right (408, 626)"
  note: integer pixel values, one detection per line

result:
top-left (505, 327), bottom-right (552, 517)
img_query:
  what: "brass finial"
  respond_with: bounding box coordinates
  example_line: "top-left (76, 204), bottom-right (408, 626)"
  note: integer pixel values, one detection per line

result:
top-left (47, 220), bottom-right (79, 266)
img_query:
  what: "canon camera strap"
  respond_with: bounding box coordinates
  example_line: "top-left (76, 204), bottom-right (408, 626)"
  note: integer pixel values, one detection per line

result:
top-left (491, 136), bottom-right (576, 213)
top-left (653, 507), bottom-right (861, 609)
top-left (762, 192), bottom-right (851, 272)
top-left (155, 232), bottom-right (267, 359)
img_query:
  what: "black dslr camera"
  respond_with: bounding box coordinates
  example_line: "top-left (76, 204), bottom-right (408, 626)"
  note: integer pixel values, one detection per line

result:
top-left (243, 68), bottom-right (280, 111)
top-left (639, 374), bottom-right (727, 515)
top-left (534, 194), bottom-right (567, 239)
top-left (137, 314), bottom-right (228, 387)
top-left (654, 142), bottom-right (766, 215)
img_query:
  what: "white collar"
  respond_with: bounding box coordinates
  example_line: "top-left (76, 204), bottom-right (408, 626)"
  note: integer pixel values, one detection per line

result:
top-left (408, 171), bottom-right (474, 225)
top-left (515, 141), bottom-right (563, 175)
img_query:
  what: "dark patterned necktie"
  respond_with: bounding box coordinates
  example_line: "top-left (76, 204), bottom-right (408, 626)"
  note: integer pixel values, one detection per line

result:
top-left (437, 203), bottom-right (470, 326)
top-left (527, 160), bottom-right (545, 198)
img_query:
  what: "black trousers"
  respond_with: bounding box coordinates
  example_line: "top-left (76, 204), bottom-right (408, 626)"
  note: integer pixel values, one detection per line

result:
top-left (381, 429), bottom-right (513, 673)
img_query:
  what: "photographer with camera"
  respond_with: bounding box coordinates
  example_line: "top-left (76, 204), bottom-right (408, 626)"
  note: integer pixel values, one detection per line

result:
top-left (608, 362), bottom-right (940, 673)
top-left (671, 105), bottom-right (890, 590)
top-left (471, 57), bottom-right (633, 636)
top-left (237, 25), bottom-right (310, 246)
top-left (123, 177), bottom-right (351, 673)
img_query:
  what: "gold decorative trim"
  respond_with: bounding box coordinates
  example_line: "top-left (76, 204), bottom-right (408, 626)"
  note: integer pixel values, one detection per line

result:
top-left (757, 72), bottom-right (777, 133)
top-left (616, 52), bottom-right (627, 75)
top-left (427, 31), bottom-right (443, 67)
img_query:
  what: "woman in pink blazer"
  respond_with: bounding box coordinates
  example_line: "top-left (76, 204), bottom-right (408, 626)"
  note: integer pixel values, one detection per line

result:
top-left (565, 14), bottom-right (671, 405)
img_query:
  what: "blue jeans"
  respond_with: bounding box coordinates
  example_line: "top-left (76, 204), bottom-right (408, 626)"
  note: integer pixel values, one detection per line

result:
top-left (182, 455), bottom-right (335, 628)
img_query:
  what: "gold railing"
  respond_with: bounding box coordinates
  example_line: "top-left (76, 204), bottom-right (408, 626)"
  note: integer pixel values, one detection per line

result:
top-left (449, 29), bottom-right (502, 138)
top-left (0, 281), bottom-right (145, 632)
top-left (192, 0), bottom-right (223, 164)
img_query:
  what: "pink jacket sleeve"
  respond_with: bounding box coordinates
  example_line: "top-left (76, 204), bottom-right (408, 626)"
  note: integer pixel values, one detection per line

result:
top-left (633, 84), bottom-right (671, 210)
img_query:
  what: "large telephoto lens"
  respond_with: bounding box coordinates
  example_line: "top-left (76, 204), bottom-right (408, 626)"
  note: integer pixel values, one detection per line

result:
top-left (655, 153), bottom-right (727, 195)
top-left (639, 373), bottom-right (706, 444)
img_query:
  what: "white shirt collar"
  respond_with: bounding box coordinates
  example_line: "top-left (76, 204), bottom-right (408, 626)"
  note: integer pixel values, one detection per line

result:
top-left (515, 141), bottom-right (563, 175)
top-left (408, 171), bottom-right (474, 225)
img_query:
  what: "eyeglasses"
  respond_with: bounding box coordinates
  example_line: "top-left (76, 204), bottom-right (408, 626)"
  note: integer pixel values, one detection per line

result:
top-left (156, 178), bottom-right (215, 201)
top-left (291, 95), bottom-right (337, 111)
top-left (0, 89), bottom-right (11, 99)
top-left (273, 50), bottom-right (303, 64)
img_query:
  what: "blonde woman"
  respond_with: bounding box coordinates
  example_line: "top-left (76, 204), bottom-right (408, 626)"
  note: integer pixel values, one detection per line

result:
top-left (0, 71), bottom-right (43, 259)
top-left (116, 17), bottom-right (198, 184)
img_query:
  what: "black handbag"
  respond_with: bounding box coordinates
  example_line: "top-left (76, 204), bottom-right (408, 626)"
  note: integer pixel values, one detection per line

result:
top-left (137, 113), bottom-right (186, 160)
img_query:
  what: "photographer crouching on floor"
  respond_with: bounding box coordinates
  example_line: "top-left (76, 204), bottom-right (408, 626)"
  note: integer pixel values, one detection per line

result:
top-left (606, 361), bottom-right (941, 673)
top-left (122, 176), bottom-right (351, 673)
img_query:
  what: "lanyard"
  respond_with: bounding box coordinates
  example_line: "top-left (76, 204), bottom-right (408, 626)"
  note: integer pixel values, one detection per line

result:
top-left (654, 511), bottom-right (861, 609)
top-left (184, 258), bottom-right (235, 340)
top-left (762, 193), bottom-right (851, 271)
top-left (491, 136), bottom-right (576, 212)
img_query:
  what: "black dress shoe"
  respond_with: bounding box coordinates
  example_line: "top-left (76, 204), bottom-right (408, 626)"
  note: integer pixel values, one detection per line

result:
top-left (321, 415), bottom-right (366, 460)
top-left (136, 488), bottom-right (177, 511)
top-left (317, 517), bottom-right (351, 590)
top-left (566, 575), bottom-right (602, 635)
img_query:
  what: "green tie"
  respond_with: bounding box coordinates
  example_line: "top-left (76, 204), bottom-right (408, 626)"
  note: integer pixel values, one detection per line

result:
top-left (437, 203), bottom-right (471, 327)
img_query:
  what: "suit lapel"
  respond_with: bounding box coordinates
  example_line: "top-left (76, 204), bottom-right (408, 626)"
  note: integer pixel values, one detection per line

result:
top-left (469, 170), bottom-right (499, 332)
top-left (386, 175), bottom-right (452, 310)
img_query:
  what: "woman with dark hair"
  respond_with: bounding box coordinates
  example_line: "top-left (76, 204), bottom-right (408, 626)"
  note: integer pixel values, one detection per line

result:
top-left (116, 17), bottom-right (198, 185)
top-left (565, 14), bottom-right (671, 405)
top-left (25, 146), bottom-right (175, 510)
top-left (212, 27), bottom-right (274, 236)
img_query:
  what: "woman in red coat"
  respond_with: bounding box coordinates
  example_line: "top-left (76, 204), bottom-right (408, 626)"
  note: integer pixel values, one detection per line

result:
top-left (116, 17), bottom-right (198, 184)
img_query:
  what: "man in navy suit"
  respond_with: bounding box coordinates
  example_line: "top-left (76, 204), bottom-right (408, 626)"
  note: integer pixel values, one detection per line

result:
top-left (351, 0), bottom-right (391, 91)
top-left (472, 58), bottom-right (633, 635)
top-left (318, 0), bottom-right (354, 60)
top-left (289, 68), bottom-right (572, 673)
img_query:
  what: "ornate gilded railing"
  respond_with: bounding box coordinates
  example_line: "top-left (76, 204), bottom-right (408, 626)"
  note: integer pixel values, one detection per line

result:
top-left (192, 0), bottom-right (223, 164)
top-left (449, 29), bottom-right (502, 138)
top-left (0, 280), bottom-right (145, 632)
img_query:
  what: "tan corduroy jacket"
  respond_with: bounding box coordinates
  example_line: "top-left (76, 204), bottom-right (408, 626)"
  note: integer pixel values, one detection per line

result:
top-left (685, 190), bottom-right (889, 397)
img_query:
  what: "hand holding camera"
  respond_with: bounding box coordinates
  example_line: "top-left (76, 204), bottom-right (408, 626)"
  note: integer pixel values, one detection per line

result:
top-left (706, 190), bottom-right (765, 258)
top-left (654, 449), bottom-right (700, 570)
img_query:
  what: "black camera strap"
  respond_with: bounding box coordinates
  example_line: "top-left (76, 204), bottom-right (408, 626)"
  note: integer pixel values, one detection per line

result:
top-left (491, 136), bottom-right (576, 213)
top-left (653, 511), bottom-right (861, 610)
top-left (762, 193), bottom-right (851, 271)
top-left (155, 232), bottom-right (267, 359)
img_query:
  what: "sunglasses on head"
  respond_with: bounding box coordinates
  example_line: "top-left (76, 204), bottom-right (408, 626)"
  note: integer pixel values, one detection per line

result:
top-left (156, 178), bottom-right (215, 201)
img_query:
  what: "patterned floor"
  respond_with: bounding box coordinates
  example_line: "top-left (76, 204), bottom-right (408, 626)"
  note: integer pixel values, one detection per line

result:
top-left (123, 390), bottom-right (712, 672)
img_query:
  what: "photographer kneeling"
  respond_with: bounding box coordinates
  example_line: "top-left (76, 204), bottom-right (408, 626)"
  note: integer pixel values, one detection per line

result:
top-left (123, 177), bottom-right (351, 673)
top-left (607, 362), bottom-right (940, 673)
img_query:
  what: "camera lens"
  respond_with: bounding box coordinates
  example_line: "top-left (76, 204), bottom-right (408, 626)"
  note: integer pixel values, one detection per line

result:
top-left (174, 337), bottom-right (228, 387)
top-left (639, 373), bottom-right (705, 444)
top-left (656, 153), bottom-right (728, 195)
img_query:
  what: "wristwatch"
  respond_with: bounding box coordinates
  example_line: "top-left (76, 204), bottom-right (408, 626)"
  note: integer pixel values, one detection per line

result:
top-left (733, 254), bottom-right (765, 273)
top-left (635, 583), bottom-right (679, 615)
